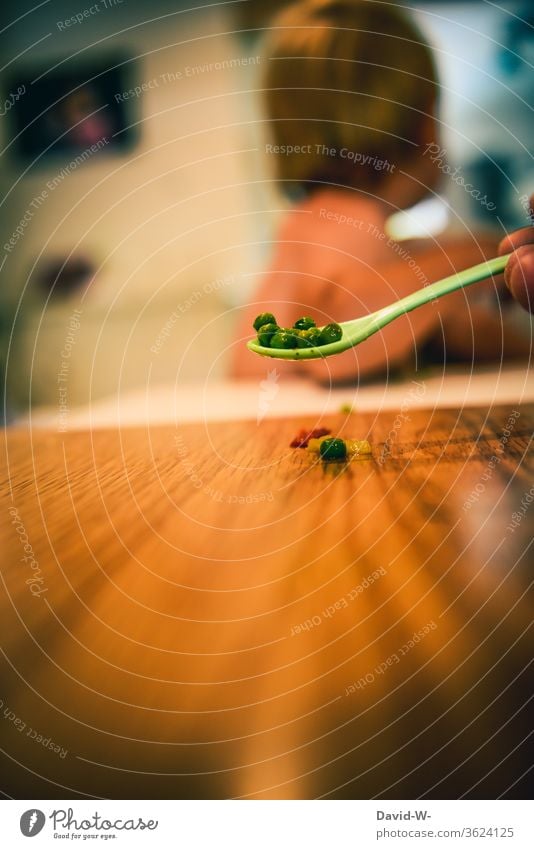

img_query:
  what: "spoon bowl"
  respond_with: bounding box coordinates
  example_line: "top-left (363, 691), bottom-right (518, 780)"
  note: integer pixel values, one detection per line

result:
top-left (247, 255), bottom-right (509, 361)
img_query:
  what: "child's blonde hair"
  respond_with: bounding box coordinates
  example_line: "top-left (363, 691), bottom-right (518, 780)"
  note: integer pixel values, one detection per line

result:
top-left (263, 0), bottom-right (438, 194)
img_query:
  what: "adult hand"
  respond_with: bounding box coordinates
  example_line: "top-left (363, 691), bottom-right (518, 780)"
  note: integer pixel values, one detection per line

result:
top-left (498, 194), bottom-right (534, 312)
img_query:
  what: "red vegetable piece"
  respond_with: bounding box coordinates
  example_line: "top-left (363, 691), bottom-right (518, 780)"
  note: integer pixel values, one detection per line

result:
top-left (290, 427), bottom-right (331, 448)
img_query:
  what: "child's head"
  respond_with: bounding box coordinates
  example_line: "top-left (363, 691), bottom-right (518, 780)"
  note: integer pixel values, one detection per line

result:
top-left (263, 0), bottom-right (439, 198)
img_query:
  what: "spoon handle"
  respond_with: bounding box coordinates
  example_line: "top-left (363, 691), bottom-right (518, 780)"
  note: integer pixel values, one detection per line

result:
top-left (369, 254), bottom-right (511, 330)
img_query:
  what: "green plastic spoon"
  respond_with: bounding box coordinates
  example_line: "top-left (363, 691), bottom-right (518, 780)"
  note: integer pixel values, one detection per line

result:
top-left (247, 254), bottom-right (510, 361)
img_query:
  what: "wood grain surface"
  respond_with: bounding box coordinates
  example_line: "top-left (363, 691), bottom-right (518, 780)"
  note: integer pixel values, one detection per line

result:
top-left (1, 404), bottom-right (533, 799)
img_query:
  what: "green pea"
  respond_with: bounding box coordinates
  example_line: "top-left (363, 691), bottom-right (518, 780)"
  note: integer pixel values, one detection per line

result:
top-left (319, 323), bottom-right (343, 344)
top-left (303, 327), bottom-right (322, 347)
top-left (257, 323), bottom-right (279, 346)
top-left (281, 328), bottom-right (303, 342)
top-left (270, 330), bottom-right (298, 349)
top-left (319, 437), bottom-right (347, 461)
top-left (253, 312), bottom-right (277, 332)
top-left (293, 316), bottom-right (316, 331)
top-left (293, 329), bottom-right (313, 348)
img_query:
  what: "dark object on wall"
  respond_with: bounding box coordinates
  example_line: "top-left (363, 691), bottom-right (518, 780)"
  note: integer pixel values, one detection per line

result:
top-left (6, 56), bottom-right (136, 163)
top-left (36, 256), bottom-right (95, 297)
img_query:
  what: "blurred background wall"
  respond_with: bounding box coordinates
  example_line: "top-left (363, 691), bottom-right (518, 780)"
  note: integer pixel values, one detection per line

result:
top-left (0, 0), bottom-right (532, 416)
top-left (0, 0), bottom-right (277, 413)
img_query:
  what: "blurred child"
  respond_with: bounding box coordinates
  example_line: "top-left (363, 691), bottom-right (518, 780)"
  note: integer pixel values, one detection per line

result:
top-left (232, 0), bottom-right (530, 382)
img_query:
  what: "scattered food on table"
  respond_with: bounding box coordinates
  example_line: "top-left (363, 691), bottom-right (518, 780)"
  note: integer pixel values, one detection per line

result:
top-left (289, 427), bottom-right (331, 448)
top-left (319, 437), bottom-right (348, 461)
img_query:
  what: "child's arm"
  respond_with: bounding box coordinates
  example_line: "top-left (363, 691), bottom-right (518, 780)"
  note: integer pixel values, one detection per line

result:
top-left (303, 236), bottom-right (530, 384)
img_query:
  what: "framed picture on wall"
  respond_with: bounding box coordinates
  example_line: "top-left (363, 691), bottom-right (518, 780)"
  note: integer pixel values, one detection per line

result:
top-left (5, 55), bottom-right (137, 163)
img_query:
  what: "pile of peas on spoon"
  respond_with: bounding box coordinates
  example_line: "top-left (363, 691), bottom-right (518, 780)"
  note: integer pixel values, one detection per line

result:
top-left (253, 313), bottom-right (343, 349)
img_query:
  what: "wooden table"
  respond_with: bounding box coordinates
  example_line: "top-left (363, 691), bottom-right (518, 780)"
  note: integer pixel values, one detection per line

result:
top-left (1, 404), bottom-right (533, 799)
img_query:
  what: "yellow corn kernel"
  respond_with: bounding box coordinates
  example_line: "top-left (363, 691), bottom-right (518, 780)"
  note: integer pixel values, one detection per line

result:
top-left (347, 439), bottom-right (372, 458)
